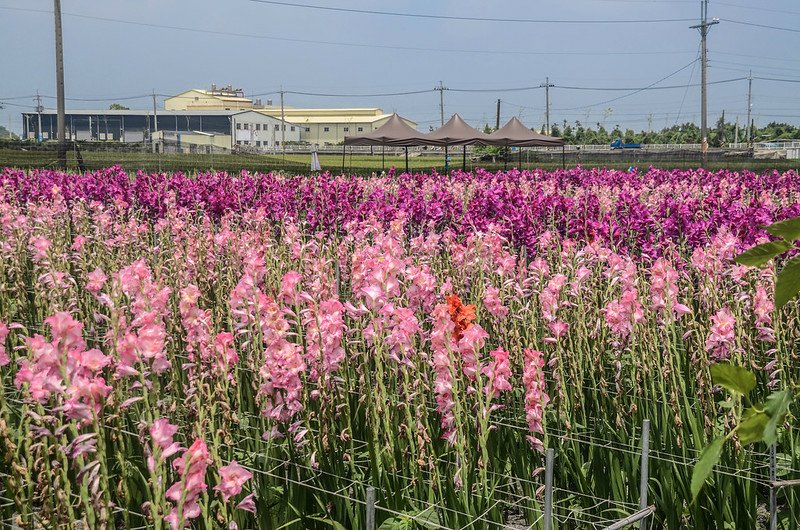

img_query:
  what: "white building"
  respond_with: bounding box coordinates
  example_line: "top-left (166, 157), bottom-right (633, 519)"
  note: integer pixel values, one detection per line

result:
top-left (231, 110), bottom-right (300, 150)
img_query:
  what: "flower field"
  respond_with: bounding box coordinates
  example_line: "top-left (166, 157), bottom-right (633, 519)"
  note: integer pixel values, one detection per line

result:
top-left (0, 165), bottom-right (799, 529)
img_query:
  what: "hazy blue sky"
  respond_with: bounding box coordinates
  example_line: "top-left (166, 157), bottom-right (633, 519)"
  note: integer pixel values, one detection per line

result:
top-left (1, 0), bottom-right (799, 135)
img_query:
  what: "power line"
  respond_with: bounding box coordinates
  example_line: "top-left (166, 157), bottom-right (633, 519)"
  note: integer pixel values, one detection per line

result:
top-left (246, 0), bottom-right (696, 24)
top-left (284, 89), bottom-right (433, 97)
top-left (715, 1), bottom-right (800, 17)
top-left (0, 6), bottom-right (696, 58)
top-left (720, 18), bottom-right (800, 33)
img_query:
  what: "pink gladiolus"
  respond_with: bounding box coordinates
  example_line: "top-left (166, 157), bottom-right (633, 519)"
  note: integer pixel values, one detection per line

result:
top-left (150, 419), bottom-right (182, 459)
top-left (457, 323), bottom-right (489, 381)
top-left (0, 321), bottom-right (9, 366)
top-left (753, 285), bottom-right (775, 343)
top-left (431, 303), bottom-right (457, 445)
top-left (280, 271), bottom-right (303, 305)
top-left (29, 236), bottom-right (51, 261)
top-left (523, 348), bottom-right (550, 452)
top-left (237, 493), bottom-right (257, 513)
top-left (214, 461), bottom-right (253, 502)
top-left (482, 347), bottom-right (512, 399)
top-left (705, 307), bottom-right (736, 360)
top-left (483, 286), bottom-right (509, 319)
top-left (86, 268), bottom-right (107, 294)
top-left (603, 288), bottom-right (644, 339)
top-left (165, 438), bottom-right (210, 530)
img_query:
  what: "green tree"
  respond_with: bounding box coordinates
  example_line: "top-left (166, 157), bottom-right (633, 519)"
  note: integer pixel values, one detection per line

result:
top-left (109, 103), bottom-right (130, 110)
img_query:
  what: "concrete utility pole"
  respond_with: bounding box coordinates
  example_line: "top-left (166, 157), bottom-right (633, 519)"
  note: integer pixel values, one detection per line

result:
top-left (496, 99), bottom-right (501, 130)
top-left (691, 0), bottom-right (719, 167)
top-left (541, 77), bottom-right (554, 135)
top-left (435, 81), bottom-right (448, 126)
top-left (280, 86), bottom-right (286, 160)
top-left (152, 91), bottom-right (158, 153)
top-left (746, 70), bottom-right (753, 147)
top-left (53, 0), bottom-right (66, 168)
top-left (35, 92), bottom-right (43, 142)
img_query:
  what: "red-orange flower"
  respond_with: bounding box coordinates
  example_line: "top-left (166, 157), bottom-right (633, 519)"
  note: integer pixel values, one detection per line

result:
top-left (446, 294), bottom-right (475, 342)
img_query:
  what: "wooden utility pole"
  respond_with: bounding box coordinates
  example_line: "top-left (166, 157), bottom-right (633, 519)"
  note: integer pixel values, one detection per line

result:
top-left (541, 77), bottom-right (554, 135)
top-left (746, 71), bottom-right (753, 146)
top-left (495, 99), bottom-right (501, 130)
top-left (53, 0), bottom-right (66, 168)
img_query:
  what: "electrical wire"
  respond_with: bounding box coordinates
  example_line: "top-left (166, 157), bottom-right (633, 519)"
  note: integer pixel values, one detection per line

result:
top-left (246, 0), bottom-right (696, 24)
top-left (0, 6), bottom-right (696, 58)
top-left (720, 18), bottom-right (800, 34)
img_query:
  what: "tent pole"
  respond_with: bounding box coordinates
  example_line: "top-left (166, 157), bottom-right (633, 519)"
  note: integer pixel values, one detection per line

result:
top-left (561, 145), bottom-right (566, 169)
top-left (444, 145), bottom-right (449, 173)
top-left (342, 144), bottom-right (346, 174)
top-left (382, 145), bottom-right (385, 172)
top-left (504, 144), bottom-right (508, 170)
top-left (405, 146), bottom-right (409, 174)
top-left (462, 145), bottom-right (466, 171)
top-left (519, 147), bottom-right (522, 169)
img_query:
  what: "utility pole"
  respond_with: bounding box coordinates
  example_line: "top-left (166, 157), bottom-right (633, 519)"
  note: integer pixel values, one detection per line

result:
top-left (35, 91), bottom-right (43, 142)
top-left (691, 0), bottom-right (719, 167)
top-left (280, 86), bottom-right (286, 161)
top-left (541, 77), bottom-right (554, 135)
top-left (435, 81), bottom-right (448, 126)
top-left (53, 0), bottom-right (66, 168)
top-left (495, 99), bottom-right (501, 130)
top-left (152, 91), bottom-right (158, 153)
top-left (746, 70), bottom-right (753, 147)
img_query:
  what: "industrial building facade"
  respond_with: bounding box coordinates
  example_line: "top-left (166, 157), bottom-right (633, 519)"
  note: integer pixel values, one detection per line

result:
top-left (20, 109), bottom-right (299, 152)
top-left (21, 85), bottom-right (417, 149)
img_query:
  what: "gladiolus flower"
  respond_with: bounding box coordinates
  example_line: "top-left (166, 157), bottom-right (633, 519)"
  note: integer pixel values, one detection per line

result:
top-left (214, 461), bottom-right (253, 502)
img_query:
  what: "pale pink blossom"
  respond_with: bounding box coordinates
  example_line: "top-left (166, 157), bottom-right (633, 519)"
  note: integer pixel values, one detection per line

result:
top-left (165, 438), bottom-right (210, 530)
top-left (482, 347), bottom-right (512, 399)
top-left (86, 268), bottom-right (108, 294)
top-left (0, 321), bottom-right (9, 366)
top-left (483, 286), bottom-right (509, 319)
top-left (214, 461), bottom-right (253, 502)
top-left (523, 348), bottom-right (550, 452)
top-left (705, 307), bottom-right (736, 360)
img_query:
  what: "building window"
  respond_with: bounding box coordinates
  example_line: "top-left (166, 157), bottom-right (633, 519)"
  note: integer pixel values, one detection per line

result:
top-left (276, 141), bottom-right (280, 146)
top-left (357, 127), bottom-right (364, 132)
top-left (323, 127), bottom-right (330, 132)
top-left (282, 125), bottom-right (286, 131)
top-left (255, 123), bottom-right (261, 130)
top-left (290, 126), bottom-right (295, 132)
top-left (244, 141), bottom-right (249, 145)
top-left (236, 123), bottom-right (241, 129)
top-left (305, 127), bottom-right (311, 132)
top-left (343, 127), bottom-right (349, 132)
top-left (274, 124), bottom-right (280, 131)
top-left (256, 141), bottom-right (261, 147)
top-left (236, 140), bottom-right (242, 145)
top-left (243, 123), bottom-right (249, 130)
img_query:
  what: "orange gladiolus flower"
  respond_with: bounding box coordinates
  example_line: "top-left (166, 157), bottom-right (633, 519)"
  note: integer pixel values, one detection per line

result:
top-left (446, 294), bottom-right (476, 342)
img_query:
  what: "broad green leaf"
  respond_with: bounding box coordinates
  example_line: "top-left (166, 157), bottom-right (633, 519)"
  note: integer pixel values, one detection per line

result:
top-left (737, 411), bottom-right (768, 445)
top-left (734, 240), bottom-right (792, 267)
top-left (691, 436), bottom-right (726, 501)
top-left (710, 363), bottom-right (756, 395)
top-left (775, 256), bottom-right (800, 308)
top-left (764, 217), bottom-right (800, 242)
top-left (378, 516), bottom-right (412, 530)
top-left (763, 390), bottom-right (792, 446)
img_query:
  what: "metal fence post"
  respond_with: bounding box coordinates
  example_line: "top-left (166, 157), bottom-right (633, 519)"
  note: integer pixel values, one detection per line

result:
top-left (639, 419), bottom-right (650, 530)
top-left (544, 448), bottom-right (554, 530)
top-left (366, 486), bottom-right (376, 530)
top-left (770, 444), bottom-right (777, 530)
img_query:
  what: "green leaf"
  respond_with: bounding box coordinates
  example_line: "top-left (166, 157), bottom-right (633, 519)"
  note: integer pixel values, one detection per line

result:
top-left (691, 436), bottom-right (727, 501)
top-left (378, 517), bottom-right (412, 530)
top-left (734, 240), bottom-right (792, 267)
top-left (775, 256), bottom-right (800, 308)
top-left (307, 516), bottom-right (348, 530)
top-left (765, 217), bottom-right (800, 242)
top-left (710, 363), bottom-right (756, 395)
top-left (737, 411), bottom-right (768, 445)
top-left (763, 390), bottom-right (792, 445)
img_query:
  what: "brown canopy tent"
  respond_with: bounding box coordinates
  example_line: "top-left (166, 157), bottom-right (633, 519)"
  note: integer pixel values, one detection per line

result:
top-left (487, 117), bottom-right (565, 169)
top-left (422, 114), bottom-right (492, 171)
top-left (343, 113), bottom-right (433, 173)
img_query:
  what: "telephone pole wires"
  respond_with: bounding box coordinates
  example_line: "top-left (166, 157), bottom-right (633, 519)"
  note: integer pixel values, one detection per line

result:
top-left (691, 0), bottom-right (719, 167)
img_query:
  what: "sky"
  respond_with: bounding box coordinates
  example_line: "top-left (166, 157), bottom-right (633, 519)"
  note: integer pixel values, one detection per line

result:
top-left (1, 0), bottom-right (799, 135)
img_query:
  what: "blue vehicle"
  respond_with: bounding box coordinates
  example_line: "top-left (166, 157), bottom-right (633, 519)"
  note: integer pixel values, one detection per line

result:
top-left (610, 138), bottom-right (641, 150)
